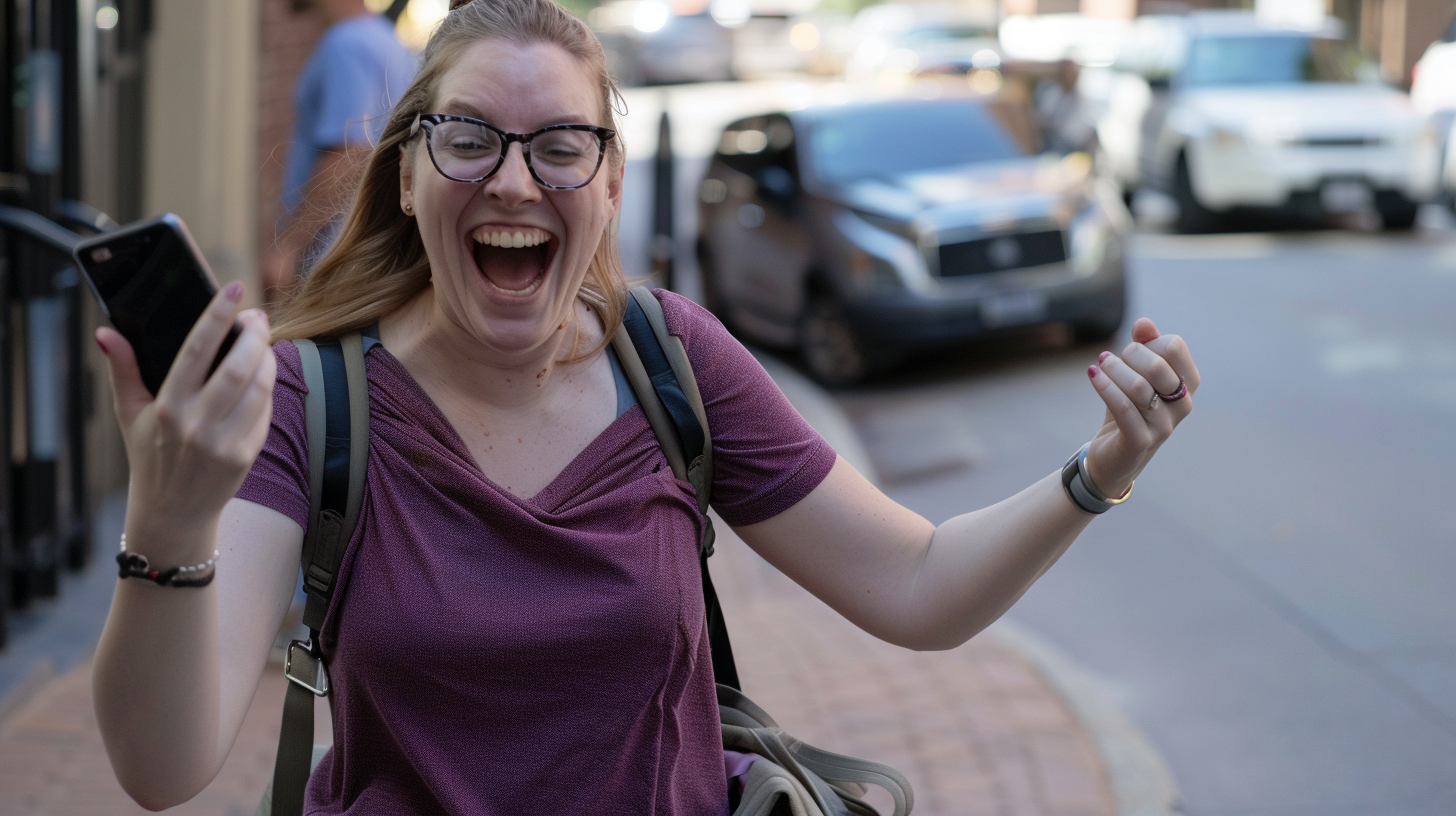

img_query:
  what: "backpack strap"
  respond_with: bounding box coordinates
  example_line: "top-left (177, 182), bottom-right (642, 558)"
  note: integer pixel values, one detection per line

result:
top-left (612, 286), bottom-right (740, 691)
top-left (269, 332), bottom-right (369, 816)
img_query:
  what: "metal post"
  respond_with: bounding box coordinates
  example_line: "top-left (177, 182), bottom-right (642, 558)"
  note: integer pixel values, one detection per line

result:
top-left (650, 108), bottom-right (675, 291)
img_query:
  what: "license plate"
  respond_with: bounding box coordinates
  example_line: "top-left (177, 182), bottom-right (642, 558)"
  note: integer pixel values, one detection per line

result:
top-left (980, 291), bottom-right (1048, 328)
top-left (1320, 180), bottom-right (1372, 213)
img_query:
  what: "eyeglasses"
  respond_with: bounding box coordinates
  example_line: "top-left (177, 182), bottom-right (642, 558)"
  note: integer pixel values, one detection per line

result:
top-left (410, 113), bottom-right (616, 190)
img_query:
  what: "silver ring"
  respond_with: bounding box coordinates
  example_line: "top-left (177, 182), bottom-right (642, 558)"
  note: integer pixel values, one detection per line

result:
top-left (1147, 393), bottom-right (1160, 411)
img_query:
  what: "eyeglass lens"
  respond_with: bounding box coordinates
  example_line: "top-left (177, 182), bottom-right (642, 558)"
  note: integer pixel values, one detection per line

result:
top-left (428, 120), bottom-right (602, 188)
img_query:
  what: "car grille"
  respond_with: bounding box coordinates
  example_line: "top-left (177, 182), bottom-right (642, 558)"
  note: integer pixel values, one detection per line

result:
top-left (936, 230), bottom-right (1067, 278)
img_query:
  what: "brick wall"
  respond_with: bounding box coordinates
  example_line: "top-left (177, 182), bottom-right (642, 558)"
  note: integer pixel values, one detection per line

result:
top-left (257, 0), bottom-right (330, 274)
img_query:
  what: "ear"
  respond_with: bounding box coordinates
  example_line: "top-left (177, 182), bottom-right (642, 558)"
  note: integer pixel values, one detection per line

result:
top-left (398, 143), bottom-right (415, 212)
top-left (604, 157), bottom-right (625, 222)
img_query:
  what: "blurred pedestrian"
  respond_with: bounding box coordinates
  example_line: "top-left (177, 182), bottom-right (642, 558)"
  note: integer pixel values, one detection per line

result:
top-left (265, 0), bottom-right (416, 300)
top-left (90, 0), bottom-right (1200, 812)
top-left (1035, 58), bottom-right (1096, 154)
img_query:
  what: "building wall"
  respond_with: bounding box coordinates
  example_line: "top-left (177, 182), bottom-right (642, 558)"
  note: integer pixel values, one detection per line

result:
top-left (142, 0), bottom-right (261, 300)
top-left (256, 0), bottom-right (330, 290)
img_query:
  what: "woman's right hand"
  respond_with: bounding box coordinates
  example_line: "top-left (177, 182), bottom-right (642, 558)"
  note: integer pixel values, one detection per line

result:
top-left (95, 282), bottom-right (277, 558)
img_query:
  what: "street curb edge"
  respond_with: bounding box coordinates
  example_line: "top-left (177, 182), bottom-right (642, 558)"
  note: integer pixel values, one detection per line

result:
top-left (990, 619), bottom-right (1183, 816)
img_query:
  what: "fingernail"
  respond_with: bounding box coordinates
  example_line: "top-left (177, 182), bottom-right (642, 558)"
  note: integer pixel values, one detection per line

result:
top-left (1098, 351), bottom-right (1111, 363)
top-left (224, 281), bottom-right (244, 302)
top-left (1087, 365), bottom-right (1099, 379)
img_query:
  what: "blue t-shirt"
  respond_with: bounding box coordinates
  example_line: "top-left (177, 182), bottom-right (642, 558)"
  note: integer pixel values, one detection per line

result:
top-left (282, 14), bottom-right (416, 218)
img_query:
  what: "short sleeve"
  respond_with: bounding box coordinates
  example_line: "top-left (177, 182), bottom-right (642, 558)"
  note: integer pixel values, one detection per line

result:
top-left (236, 340), bottom-right (311, 529)
top-left (309, 30), bottom-right (406, 149)
top-left (656, 291), bottom-right (838, 527)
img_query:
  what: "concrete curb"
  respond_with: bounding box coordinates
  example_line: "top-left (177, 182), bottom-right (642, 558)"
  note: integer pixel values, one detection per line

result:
top-left (991, 620), bottom-right (1184, 816)
top-left (754, 346), bottom-right (1182, 816)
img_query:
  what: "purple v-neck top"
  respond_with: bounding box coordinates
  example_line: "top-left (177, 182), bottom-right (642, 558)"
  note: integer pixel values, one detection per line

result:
top-left (238, 291), bottom-right (836, 815)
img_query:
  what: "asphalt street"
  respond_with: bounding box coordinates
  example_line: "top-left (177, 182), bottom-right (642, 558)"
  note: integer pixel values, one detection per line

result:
top-left (826, 222), bottom-right (1456, 816)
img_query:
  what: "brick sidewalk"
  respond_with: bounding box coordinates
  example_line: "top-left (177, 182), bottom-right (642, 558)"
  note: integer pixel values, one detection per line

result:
top-left (0, 517), bottom-right (1113, 816)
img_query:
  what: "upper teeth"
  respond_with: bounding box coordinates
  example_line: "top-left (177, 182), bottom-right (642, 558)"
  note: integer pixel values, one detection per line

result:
top-left (473, 227), bottom-right (549, 248)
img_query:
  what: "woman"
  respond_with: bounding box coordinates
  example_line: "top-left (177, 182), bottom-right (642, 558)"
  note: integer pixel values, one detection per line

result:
top-left (91, 0), bottom-right (1199, 812)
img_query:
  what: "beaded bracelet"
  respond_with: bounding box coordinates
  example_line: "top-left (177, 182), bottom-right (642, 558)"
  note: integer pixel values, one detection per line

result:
top-left (116, 534), bottom-right (219, 588)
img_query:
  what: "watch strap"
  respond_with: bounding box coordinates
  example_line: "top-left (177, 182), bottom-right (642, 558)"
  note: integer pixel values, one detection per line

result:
top-left (1061, 444), bottom-right (1132, 514)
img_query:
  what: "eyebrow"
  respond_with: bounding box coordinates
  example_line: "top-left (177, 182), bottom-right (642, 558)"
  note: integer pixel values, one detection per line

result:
top-left (436, 99), bottom-right (595, 127)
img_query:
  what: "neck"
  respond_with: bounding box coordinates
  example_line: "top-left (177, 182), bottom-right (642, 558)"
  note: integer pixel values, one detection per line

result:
top-left (381, 288), bottom-right (600, 412)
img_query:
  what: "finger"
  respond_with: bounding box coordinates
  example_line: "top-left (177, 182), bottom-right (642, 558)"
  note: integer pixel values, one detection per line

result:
top-left (160, 281), bottom-right (245, 399)
top-left (1140, 333), bottom-right (1201, 396)
top-left (1087, 364), bottom-right (1150, 446)
top-left (1120, 342), bottom-right (1183, 398)
top-left (1130, 317), bottom-right (1160, 345)
top-left (215, 342), bottom-right (277, 463)
top-left (196, 309), bottom-right (272, 421)
top-left (95, 327), bottom-right (152, 427)
top-left (1096, 352), bottom-right (1166, 425)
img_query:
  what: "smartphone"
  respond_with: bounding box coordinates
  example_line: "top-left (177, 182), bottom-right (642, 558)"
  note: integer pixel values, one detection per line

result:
top-left (74, 213), bottom-right (240, 396)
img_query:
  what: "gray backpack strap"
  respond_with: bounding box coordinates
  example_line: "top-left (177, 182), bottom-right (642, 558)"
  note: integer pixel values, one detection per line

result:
top-left (611, 286), bottom-right (739, 689)
top-left (626, 286), bottom-right (714, 512)
top-left (267, 332), bottom-right (369, 816)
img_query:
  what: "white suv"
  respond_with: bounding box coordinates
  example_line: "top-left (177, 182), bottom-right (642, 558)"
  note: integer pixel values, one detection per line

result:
top-left (1098, 11), bottom-right (1441, 231)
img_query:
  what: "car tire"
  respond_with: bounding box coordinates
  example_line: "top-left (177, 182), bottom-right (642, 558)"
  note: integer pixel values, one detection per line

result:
top-left (1377, 196), bottom-right (1420, 231)
top-left (1172, 153), bottom-right (1221, 234)
top-left (799, 294), bottom-right (873, 387)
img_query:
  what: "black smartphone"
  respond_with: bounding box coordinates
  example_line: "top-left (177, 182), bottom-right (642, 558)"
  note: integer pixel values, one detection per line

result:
top-left (74, 213), bottom-right (241, 396)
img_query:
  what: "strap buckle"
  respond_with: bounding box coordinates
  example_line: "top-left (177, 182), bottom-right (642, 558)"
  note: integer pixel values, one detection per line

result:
top-left (284, 639), bottom-right (330, 697)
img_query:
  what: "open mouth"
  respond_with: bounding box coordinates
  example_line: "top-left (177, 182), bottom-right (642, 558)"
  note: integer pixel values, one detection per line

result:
top-left (470, 226), bottom-right (557, 297)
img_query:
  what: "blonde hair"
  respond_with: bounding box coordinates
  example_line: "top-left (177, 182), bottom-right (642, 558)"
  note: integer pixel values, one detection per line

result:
top-left (270, 0), bottom-right (628, 349)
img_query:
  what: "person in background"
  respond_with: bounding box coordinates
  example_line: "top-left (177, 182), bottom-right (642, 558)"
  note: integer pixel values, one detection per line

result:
top-left (1035, 58), bottom-right (1096, 155)
top-left (266, 0), bottom-right (417, 300)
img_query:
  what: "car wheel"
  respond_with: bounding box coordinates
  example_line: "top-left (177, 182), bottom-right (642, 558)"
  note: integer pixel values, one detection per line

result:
top-left (1377, 196), bottom-right (1419, 231)
top-left (799, 294), bottom-right (872, 387)
top-left (1172, 153), bottom-right (1221, 234)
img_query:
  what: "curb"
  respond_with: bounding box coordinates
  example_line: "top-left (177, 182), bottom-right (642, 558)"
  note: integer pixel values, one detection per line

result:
top-left (991, 620), bottom-right (1184, 816)
top-left (754, 346), bottom-right (1182, 816)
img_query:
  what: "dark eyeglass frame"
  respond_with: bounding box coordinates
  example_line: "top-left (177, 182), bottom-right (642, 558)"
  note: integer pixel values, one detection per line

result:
top-left (410, 113), bottom-right (616, 190)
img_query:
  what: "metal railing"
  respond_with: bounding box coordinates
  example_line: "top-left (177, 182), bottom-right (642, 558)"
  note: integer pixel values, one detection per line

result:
top-left (0, 203), bottom-right (109, 651)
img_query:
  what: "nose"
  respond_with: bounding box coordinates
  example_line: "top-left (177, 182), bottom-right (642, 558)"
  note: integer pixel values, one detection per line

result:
top-left (485, 140), bottom-right (540, 206)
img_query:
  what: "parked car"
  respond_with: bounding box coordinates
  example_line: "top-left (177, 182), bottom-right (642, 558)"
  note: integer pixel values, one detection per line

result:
top-left (1411, 14), bottom-right (1456, 205)
top-left (696, 96), bottom-right (1130, 385)
top-left (844, 2), bottom-right (1000, 84)
top-left (590, 1), bottom-right (735, 86)
top-left (1096, 11), bottom-right (1440, 232)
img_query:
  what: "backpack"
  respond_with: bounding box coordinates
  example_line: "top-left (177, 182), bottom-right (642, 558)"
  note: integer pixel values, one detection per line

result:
top-left (261, 286), bottom-right (912, 816)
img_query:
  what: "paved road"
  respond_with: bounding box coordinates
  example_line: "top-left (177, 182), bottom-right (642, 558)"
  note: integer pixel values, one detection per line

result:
top-left (831, 224), bottom-right (1456, 816)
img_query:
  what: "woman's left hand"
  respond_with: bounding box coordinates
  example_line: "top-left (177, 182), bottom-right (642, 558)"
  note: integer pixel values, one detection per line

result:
top-left (1083, 318), bottom-right (1199, 498)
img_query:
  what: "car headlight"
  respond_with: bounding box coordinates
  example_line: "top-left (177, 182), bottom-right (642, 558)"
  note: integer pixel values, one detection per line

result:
top-left (1069, 208), bottom-right (1112, 274)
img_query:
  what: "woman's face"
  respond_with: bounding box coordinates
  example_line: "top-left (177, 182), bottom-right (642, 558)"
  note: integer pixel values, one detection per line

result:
top-left (401, 39), bottom-right (621, 360)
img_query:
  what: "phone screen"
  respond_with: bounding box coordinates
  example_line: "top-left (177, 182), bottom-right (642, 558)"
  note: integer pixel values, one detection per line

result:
top-left (79, 217), bottom-right (238, 395)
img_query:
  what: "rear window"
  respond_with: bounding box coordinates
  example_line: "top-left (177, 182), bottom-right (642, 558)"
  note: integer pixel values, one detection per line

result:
top-left (808, 101), bottom-right (1033, 185)
top-left (1183, 34), bottom-right (1363, 86)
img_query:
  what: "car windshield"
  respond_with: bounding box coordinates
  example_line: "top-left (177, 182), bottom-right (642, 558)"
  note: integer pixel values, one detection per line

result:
top-left (809, 102), bottom-right (1033, 185)
top-left (1182, 34), bottom-right (1363, 86)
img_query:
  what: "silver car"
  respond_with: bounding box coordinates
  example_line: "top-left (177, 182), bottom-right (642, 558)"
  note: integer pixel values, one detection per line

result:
top-left (696, 96), bottom-right (1130, 384)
